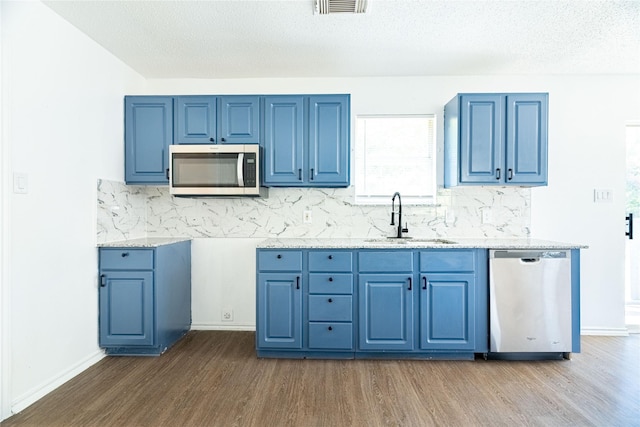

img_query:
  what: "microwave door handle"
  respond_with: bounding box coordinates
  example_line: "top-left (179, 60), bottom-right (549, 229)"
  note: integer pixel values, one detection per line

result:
top-left (237, 153), bottom-right (245, 187)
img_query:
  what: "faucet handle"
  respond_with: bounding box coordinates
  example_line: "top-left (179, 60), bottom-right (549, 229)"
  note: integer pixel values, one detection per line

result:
top-left (390, 212), bottom-right (395, 226)
top-left (402, 223), bottom-right (409, 233)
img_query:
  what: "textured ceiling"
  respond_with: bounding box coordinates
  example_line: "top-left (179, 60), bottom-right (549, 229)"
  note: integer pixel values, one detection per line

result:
top-left (44, 0), bottom-right (640, 79)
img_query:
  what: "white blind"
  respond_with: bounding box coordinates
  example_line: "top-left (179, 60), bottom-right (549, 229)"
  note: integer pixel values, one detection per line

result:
top-left (355, 115), bottom-right (436, 204)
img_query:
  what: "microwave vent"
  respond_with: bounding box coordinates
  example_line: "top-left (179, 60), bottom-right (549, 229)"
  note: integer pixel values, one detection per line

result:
top-left (315, 0), bottom-right (368, 14)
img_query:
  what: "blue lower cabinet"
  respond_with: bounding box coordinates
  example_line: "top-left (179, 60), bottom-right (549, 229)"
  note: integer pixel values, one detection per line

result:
top-left (98, 241), bottom-right (191, 356)
top-left (358, 274), bottom-right (414, 351)
top-left (255, 248), bottom-right (486, 359)
top-left (420, 273), bottom-right (476, 350)
top-left (99, 271), bottom-right (154, 347)
top-left (308, 323), bottom-right (353, 350)
top-left (257, 273), bottom-right (303, 349)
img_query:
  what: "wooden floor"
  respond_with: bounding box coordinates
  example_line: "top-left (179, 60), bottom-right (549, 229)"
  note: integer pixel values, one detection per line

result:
top-left (2, 332), bottom-right (639, 427)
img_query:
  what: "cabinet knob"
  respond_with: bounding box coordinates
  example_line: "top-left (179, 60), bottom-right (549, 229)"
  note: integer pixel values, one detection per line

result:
top-left (328, 298), bottom-right (333, 303)
top-left (328, 277), bottom-right (333, 282)
top-left (209, 137), bottom-right (215, 142)
top-left (277, 254), bottom-right (282, 259)
top-left (328, 255), bottom-right (333, 260)
top-left (328, 326), bottom-right (333, 331)
top-left (221, 138), bottom-right (226, 142)
top-left (121, 252), bottom-right (129, 257)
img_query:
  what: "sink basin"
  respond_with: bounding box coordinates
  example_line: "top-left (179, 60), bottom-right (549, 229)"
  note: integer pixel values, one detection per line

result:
top-left (365, 238), bottom-right (457, 245)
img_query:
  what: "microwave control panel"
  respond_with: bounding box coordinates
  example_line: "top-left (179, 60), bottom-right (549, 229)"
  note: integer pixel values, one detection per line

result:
top-left (243, 153), bottom-right (257, 187)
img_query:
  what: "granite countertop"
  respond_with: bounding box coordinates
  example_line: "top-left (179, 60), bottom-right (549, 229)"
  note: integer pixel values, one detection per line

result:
top-left (257, 237), bottom-right (587, 250)
top-left (98, 237), bottom-right (191, 248)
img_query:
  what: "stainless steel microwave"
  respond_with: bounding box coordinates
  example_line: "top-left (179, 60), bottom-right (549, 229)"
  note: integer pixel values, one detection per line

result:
top-left (169, 144), bottom-right (267, 197)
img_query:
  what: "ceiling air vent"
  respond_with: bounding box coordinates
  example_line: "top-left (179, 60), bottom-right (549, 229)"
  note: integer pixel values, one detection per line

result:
top-left (315, 0), bottom-right (368, 14)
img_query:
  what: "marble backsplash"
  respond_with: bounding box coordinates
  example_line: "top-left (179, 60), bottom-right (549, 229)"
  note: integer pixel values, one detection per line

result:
top-left (96, 179), bottom-right (531, 243)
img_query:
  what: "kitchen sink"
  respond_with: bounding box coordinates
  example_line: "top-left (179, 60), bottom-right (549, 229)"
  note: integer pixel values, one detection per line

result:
top-left (365, 238), bottom-right (457, 244)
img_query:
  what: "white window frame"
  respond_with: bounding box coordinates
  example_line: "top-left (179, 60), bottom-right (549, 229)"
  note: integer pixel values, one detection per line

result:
top-left (354, 114), bottom-right (437, 205)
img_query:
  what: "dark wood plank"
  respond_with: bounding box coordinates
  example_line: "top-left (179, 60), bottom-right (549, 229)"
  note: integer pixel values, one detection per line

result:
top-left (2, 332), bottom-right (638, 427)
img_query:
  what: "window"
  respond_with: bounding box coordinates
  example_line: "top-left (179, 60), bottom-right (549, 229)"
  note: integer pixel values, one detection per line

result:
top-left (355, 115), bottom-right (436, 205)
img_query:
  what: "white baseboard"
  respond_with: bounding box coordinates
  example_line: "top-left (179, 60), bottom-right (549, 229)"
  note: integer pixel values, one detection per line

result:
top-left (581, 327), bottom-right (630, 336)
top-left (11, 350), bottom-right (105, 414)
top-left (191, 323), bottom-right (256, 331)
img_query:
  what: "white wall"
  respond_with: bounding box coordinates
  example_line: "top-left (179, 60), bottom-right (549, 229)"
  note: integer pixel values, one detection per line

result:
top-left (531, 76), bottom-right (640, 334)
top-left (1, 0), bottom-right (145, 419)
top-left (145, 75), bottom-right (640, 335)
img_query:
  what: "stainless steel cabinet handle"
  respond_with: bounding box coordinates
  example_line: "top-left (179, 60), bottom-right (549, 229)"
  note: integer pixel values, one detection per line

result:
top-left (422, 276), bottom-right (427, 290)
top-left (508, 168), bottom-right (513, 181)
top-left (496, 168), bottom-right (501, 180)
top-left (100, 274), bottom-right (106, 287)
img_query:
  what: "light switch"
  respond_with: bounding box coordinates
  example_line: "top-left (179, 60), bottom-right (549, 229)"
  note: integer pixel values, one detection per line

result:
top-left (13, 173), bottom-right (28, 194)
top-left (594, 189), bottom-right (613, 203)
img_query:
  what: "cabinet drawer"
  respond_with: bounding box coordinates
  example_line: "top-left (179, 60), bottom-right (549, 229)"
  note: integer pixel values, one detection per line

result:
top-left (308, 251), bottom-right (353, 272)
top-left (308, 295), bottom-right (352, 321)
top-left (308, 322), bottom-right (353, 350)
top-left (420, 250), bottom-right (475, 272)
top-left (358, 251), bottom-right (413, 272)
top-left (308, 273), bottom-right (353, 294)
top-left (258, 251), bottom-right (303, 272)
top-left (100, 249), bottom-right (154, 270)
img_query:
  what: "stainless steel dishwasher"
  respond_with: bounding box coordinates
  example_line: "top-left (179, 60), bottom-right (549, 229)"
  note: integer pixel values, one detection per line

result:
top-left (489, 250), bottom-right (572, 353)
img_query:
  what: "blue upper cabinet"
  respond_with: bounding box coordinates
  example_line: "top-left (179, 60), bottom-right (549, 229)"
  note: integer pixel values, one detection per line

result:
top-left (505, 94), bottom-right (548, 185)
top-left (308, 95), bottom-right (350, 185)
top-left (175, 96), bottom-right (217, 144)
top-left (459, 94), bottom-right (504, 184)
top-left (219, 96), bottom-right (260, 144)
top-left (124, 96), bottom-right (173, 184)
top-left (263, 94), bottom-right (350, 187)
top-left (175, 95), bottom-right (260, 144)
top-left (444, 93), bottom-right (548, 187)
top-left (263, 96), bottom-right (305, 185)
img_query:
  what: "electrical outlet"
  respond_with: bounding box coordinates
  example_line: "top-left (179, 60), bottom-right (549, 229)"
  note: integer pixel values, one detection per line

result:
top-left (445, 209), bottom-right (455, 224)
top-left (482, 209), bottom-right (492, 224)
top-left (222, 308), bottom-right (233, 322)
top-left (303, 210), bottom-right (312, 224)
top-left (594, 189), bottom-right (613, 203)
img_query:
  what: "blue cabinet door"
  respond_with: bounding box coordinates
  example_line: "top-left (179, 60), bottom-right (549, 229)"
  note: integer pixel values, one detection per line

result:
top-left (219, 96), bottom-right (260, 144)
top-left (125, 96), bottom-right (173, 184)
top-left (175, 96), bottom-right (217, 144)
top-left (419, 273), bottom-right (475, 350)
top-left (263, 96), bottom-right (305, 185)
top-left (99, 271), bottom-right (154, 347)
top-left (257, 273), bottom-right (303, 349)
top-left (358, 274), bottom-right (414, 350)
top-left (308, 95), bottom-right (350, 186)
top-left (505, 94), bottom-right (548, 185)
top-left (459, 94), bottom-right (504, 184)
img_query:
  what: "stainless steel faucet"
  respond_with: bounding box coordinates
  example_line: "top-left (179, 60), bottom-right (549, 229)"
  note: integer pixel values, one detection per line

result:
top-left (390, 192), bottom-right (409, 238)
